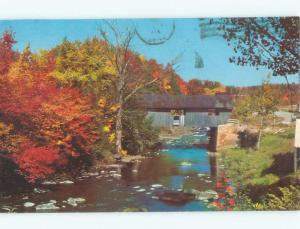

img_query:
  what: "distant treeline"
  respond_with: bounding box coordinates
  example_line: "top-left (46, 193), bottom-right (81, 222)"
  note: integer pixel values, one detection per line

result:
top-left (226, 83), bottom-right (300, 105)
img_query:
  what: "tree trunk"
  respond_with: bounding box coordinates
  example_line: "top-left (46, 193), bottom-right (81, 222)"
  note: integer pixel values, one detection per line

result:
top-left (115, 104), bottom-right (122, 156)
top-left (284, 75), bottom-right (294, 112)
top-left (256, 117), bottom-right (263, 149)
top-left (115, 72), bottom-right (124, 156)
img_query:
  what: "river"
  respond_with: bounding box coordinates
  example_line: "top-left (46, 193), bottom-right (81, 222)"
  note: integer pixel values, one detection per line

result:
top-left (0, 135), bottom-right (221, 212)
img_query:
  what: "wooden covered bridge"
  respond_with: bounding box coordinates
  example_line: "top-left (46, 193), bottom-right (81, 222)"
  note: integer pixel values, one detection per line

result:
top-left (132, 94), bottom-right (234, 127)
top-left (132, 94), bottom-right (235, 151)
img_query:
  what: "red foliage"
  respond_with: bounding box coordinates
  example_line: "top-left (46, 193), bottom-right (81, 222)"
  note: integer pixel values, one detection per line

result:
top-left (228, 198), bottom-right (235, 206)
top-left (214, 176), bottom-right (236, 211)
top-left (152, 70), bottom-right (161, 79)
top-left (0, 73), bottom-right (58, 115)
top-left (0, 71), bottom-right (95, 149)
top-left (12, 141), bottom-right (67, 183)
top-left (0, 60), bottom-right (96, 182)
top-left (176, 76), bottom-right (189, 95)
top-left (0, 30), bottom-right (17, 75)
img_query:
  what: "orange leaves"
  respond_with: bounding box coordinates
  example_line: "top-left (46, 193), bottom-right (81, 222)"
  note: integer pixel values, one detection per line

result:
top-left (109, 104), bottom-right (120, 113)
top-left (176, 76), bottom-right (189, 95)
top-left (152, 70), bottom-right (161, 79)
top-left (121, 149), bottom-right (128, 157)
top-left (0, 122), bottom-right (13, 137)
top-left (282, 93), bottom-right (289, 101)
top-left (98, 97), bottom-right (107, 108)
top-left (164, 84), bottom-right (171, 91)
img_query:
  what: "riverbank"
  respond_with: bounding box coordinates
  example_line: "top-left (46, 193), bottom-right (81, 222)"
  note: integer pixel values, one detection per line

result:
top-left (1, 143), bottom-right (220, 213)
top-left (219, 127), bottom-right (300, 210)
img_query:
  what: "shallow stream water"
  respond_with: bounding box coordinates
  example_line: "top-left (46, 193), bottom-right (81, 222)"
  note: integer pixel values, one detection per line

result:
top-left (0, 135), bottom-right (221, 212)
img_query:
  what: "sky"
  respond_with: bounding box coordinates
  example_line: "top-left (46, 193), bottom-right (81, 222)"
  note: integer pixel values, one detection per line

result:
top-left (0, 18), bottom-right (298, 86)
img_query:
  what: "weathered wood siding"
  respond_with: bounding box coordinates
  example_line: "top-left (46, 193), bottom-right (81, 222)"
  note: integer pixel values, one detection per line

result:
top-left (147, 111), bottom-right (173, 127)
top-left (147, 111), bottom-right (231, 127)
top-left (185, 112), bottom-right (230, 127)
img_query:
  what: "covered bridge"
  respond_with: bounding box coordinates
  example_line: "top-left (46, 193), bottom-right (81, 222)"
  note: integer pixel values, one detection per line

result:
top-left (132, 94), bottom-right (234, 128)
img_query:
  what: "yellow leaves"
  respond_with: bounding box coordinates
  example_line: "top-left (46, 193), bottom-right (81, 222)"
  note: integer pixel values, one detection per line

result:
top-left (139, 54), bottom-right (145, 62)
top-left (262, 84), bottom-right (271, 93)
top-left (103, 125), bottom-right (110, 133)
top-left (103, 59), bottom-right (117, 76)
top-left (0, 122), bottom-right (13, 137)
top-left (108, 133), bottom-right (115, 143)
top-left (164, 84), bottom-right (171, 90)
top-left (121, 149), bottom-right (128, 157)
top-left (109, 104), bottom-right (120, 113)
top-left (56, 140), bottom-right (64, 146)
top-left (203, 86), bottom-right (226, 95)
top-left (98, 97), bottom-right (107, 108)
top-left (253, 202), bottom-right (264, 210)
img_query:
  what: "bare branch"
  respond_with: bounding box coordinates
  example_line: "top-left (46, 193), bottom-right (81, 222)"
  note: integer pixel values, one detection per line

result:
top-left (123, 78), bottom-right (159, 103)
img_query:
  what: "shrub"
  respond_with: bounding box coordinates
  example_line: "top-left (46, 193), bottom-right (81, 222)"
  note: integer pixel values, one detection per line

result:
top-left (12, 141), bottom-right (67, 183)
top-left (237, 129), bottom-right (258, 148)
top-left (122, 111), bottom-right (159, 155)
top-left (235, 186), bottom-right (300, 211)
top-left (261, 185), bottom-right (300, 210)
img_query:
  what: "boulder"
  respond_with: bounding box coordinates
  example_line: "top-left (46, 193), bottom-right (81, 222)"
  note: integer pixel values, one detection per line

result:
top-left (66, 197), bottom-right (86, 207)
top-left (151, 184), bottom-right (163, 188)
top-left (33, 188), bottom-right (48, 194)
top-left (156, 191), bottom-right (195, 204)
top-left (24, 202), bottom-right (35, 208)
top-left (35, 203), bottom-right (59, 211)
top-left (59, 180), bottom-right (74, 185)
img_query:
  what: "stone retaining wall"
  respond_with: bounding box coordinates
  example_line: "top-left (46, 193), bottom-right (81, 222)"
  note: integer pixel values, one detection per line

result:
top-left (216, 123), bottom-right (239, 151)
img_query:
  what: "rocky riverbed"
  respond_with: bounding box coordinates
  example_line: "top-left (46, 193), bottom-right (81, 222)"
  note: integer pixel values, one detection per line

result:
top-left (1, 136), bottom-right (223, 212)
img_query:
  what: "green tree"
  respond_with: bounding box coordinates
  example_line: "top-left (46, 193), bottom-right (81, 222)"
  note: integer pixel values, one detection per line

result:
top-left (235, 75), bottom-right (280, 148)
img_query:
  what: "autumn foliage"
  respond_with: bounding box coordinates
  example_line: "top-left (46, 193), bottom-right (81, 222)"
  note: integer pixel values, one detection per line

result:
top-left (12, 141), bottom-right (66, 183)
top-left (0, 30), bottom-right (228, 183)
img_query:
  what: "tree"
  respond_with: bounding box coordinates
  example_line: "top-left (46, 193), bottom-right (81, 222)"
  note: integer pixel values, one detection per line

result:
top-left (235, 75), bottom-right (280, 148)
top-left (200, 17), bottom-right (300, 109)
top-left (0, 30), bottom-right (17, 75)
top-left (0, 44), bottom-right (97, 182)
top-left (99, 21), bottom-right (174, 156)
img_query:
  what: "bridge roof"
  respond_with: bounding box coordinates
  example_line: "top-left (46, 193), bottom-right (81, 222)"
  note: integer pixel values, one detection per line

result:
top-left (131, 94), bottom-right (234, 111)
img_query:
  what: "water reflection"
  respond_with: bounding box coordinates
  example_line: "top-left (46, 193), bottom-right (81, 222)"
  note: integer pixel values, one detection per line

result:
top-left (209, 154), bottom-right (217, 176)
top-left (1, 146), bottom-right (220, 212)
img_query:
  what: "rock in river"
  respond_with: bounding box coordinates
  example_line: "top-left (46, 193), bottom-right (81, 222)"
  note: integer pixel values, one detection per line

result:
top-left (59, 180), bottom-right (74, 185)
top-left (66, 197), bottom-right (86, 207)
top-left (33, 188), bottom-right (48, 194)
top-left (35, 203), bottom-right (60, 211)
top-left (156, 191), bottom-right (195, 204)
top-left (133, 186), bottom-right (141, 189)
top-left (185, 189), bottom-right (218, 201)
top-left (24, 202), bottom-right (35, 208)
top-left (151, 184), bottom-right (163, 188)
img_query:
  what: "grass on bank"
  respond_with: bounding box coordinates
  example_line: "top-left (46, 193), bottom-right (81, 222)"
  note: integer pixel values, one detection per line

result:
top-left (220, 127), bottom-right (300, 210)
top-left (221, 128), bottom-right (295, 187)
